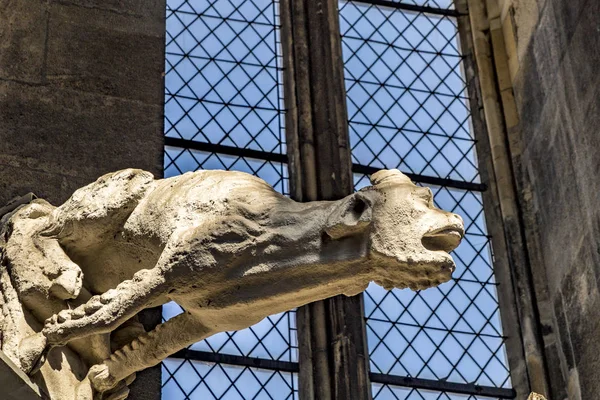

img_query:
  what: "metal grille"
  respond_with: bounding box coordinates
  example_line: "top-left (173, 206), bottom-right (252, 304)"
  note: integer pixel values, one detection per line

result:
top-left (372, 384), bottom-right (503, 400)
top-left (163, 0), bottom-right (298, 398)
top-left (369, 0), bottom-right (455, 11)
top-left (342, 0), bottom-right (512, 398)
top-left (163, 358), bottom-right (297, 400)
top-left (342, 0), bottom-right (479, 184)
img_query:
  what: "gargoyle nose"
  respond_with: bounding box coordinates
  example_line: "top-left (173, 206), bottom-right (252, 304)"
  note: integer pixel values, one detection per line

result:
top-left (451, 213), bottom-right (463, 224)
top-left (450, 213), bottom-right (464, 233)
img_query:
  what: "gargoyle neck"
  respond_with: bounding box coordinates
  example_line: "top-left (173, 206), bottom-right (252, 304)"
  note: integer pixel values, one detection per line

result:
top-left (266, 199), bottom-right (370, 272)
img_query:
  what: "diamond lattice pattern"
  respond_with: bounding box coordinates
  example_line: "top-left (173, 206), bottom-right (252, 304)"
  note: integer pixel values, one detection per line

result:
top-left (165, 0), bottom-right (285, 154)
top-left (163, 358), bottom-right (297, 400)
top-left (342, 1), bottom-right (511, 398)
top-left (375, 0), bottom-right (455, 10)
top-left (373, 384), bottom-right (500, 400)
top-left (341, 0), bottom-right (479, 183)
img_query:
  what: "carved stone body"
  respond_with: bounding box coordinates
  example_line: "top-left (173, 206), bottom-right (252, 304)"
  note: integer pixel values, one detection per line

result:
top-left (0, 168), bottom-right (463, 399)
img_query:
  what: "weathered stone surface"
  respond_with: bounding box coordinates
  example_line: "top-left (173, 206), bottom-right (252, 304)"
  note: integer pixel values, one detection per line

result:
top-left (0, 164), bottom-right (91, 208)
top-left (45, 2), bottom-right (165, 103)
top-left (527, 393), bottom-right (547, 400)
top-left (506, 0), bottom-right (600, 396)
top-left (1, 168), bottom-right (464, 399)
top-left (0, 80), bottom-right (164, 205)
top-left (0, 0), bottom-right (47, 83)
top-left (51, 0), bottom-right (166, 20)
top-left (0, 1), bottom-right (166, 398)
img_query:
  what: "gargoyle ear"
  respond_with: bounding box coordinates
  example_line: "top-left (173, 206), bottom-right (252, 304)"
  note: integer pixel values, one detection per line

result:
top-left (324, 192), bottom-right (373, 240)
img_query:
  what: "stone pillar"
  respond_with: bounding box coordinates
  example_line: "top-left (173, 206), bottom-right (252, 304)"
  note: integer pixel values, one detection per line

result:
top-left (0, 1), bottom-right (166, 398)
top-left (280, 1), bottom-right (372, 399)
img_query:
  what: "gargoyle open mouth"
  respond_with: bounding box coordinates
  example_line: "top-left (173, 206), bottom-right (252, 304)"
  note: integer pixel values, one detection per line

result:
top-left (422, 225), bottom-right (464, 253)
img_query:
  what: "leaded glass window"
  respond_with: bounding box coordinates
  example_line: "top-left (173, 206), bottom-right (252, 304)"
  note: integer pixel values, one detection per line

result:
top-left (341, 0), bottom-right (511, 398)
top-left (162, 0), bottom-right (515, 399)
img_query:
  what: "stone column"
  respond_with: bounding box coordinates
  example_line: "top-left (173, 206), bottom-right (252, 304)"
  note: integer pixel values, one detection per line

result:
top-left (0, 1), bottom-right (166, 398)
top-left (279, 1), bottom-right (372, 399)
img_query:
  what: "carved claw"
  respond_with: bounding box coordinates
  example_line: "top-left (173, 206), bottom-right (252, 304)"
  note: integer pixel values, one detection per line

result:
top-left (101, 373), bottom-right (136, 400)
top-left (88, 364), bottom-right (119, 394)
top-left (18, 332), bottom-right (49, 375)
top-left (77, 369), bottom-right (135, 400)
top-left (85, 296), bottom-right (104, 313)
top-left (43, 296), bottom-right (108, 343)
top-left (102, 385), bottom-right (130, 400)
top-left (101, 289), bottom-right (118, 304)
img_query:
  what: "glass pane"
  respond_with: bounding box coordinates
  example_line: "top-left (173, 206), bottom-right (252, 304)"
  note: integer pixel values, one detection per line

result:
top-left (163, 358), bottom-right (298, 399)
top-left (372, 383), bottom-right (501, 400)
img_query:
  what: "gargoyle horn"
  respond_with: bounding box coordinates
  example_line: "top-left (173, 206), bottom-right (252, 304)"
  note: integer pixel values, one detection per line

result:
top-left (369, 169), bottom-right (413, 187)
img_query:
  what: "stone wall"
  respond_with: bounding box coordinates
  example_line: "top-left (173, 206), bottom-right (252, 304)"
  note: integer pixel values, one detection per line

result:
top-left (0, 1), bottom-right (166, 398)
top-left (496, 0), bottom-right (600, 398)
top-left (0, 0), bottom-right (165, 205)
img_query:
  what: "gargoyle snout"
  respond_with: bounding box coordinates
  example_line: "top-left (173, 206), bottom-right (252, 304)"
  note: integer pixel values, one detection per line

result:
top-left (449, 213), bottom-right (464, 233)
top-left (421, 212), bottom-right (464, 254)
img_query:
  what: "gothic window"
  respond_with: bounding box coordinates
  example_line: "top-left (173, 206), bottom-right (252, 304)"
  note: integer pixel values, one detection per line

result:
top-left (162, 1), bottom-right (515, 399)
top-left (339, 1), bottom-right (512, 398)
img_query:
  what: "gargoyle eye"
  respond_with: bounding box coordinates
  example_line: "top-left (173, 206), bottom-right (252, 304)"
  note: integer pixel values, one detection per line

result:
top-left (415, 188), bottom-right (434, 206)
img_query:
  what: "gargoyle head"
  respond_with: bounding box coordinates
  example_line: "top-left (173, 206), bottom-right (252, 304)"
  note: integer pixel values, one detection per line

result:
top-left (325, 169), bottom-right (464, 290)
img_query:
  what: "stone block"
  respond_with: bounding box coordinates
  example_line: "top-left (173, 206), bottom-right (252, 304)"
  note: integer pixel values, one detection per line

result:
top-left (548, 297), bottom-right (571, 400)
top-left (127, 364), bottom-right (162, 400)
top-left (531, 0), bottom-right (566, 94)
top-left (567, 83), bottom-right (600, 235)
top-left (0, 80), bottom-right (164, 194)
top-left (0, 351), bottom-right (42, 400)
top-left (559, 244), bottom-right (600, 399)
top-left (560, 0), bottom-right (600, 116)
top-left (52, 0), bottom-right (165, 21)
top-left (510, 0), bottom-right (539, 63)
top-left (512, 49), bottom-right (545, 140)
top-left (550, 0), bottom-right (587, 44)
top-left (0, 0), bottom-right (47, 83)
top-left (500, 10), bottom-right (520, 83)
top-left (0, 164), bottom-right (92, 206)
top-left (45, 2), bottom-right (165, 104)
top-left (520, 81), bottom-right (600, 291)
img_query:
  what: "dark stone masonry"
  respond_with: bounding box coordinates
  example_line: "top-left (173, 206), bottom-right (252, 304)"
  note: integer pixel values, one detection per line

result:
top-left (0, 1), bottom-right (166, 399)
top-left (509, 0), bottom-right (600, 398)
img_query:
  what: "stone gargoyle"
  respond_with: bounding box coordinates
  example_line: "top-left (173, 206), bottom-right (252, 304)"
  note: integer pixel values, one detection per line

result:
top-left (0, 168), bottom-right (463, 399)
